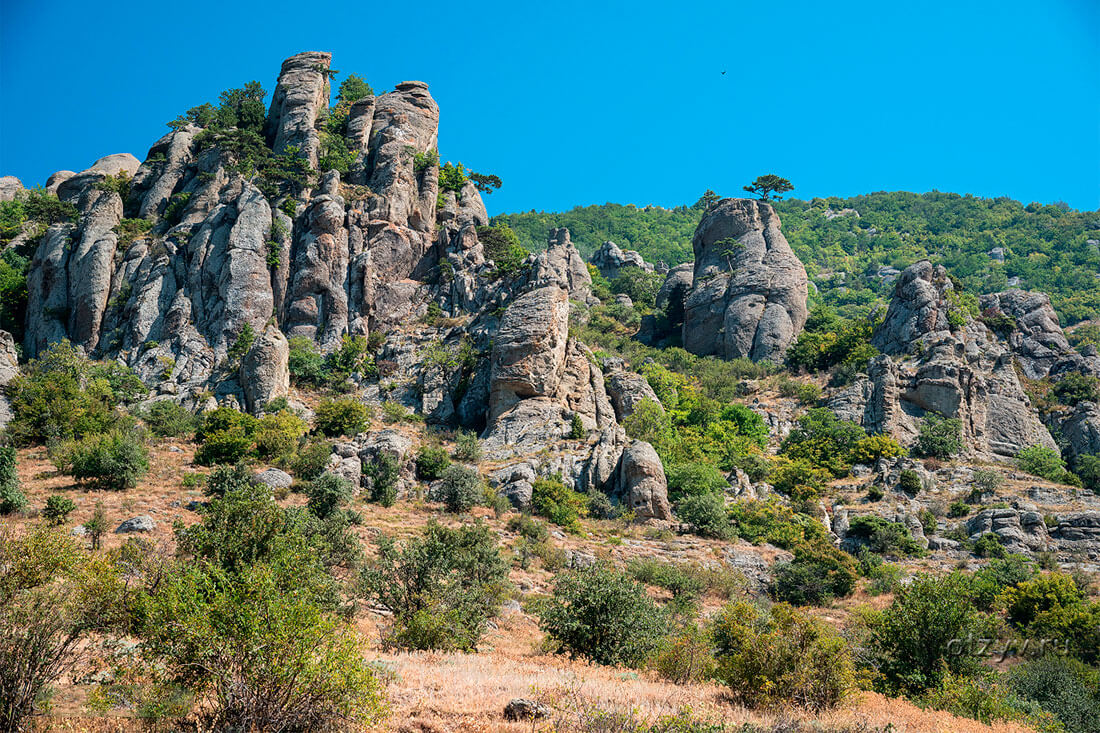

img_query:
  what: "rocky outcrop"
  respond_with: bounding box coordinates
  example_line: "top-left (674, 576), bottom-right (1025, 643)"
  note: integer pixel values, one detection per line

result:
top-left (1061, 401), bottom-right (1100, 463)
top-left (604, 363), bottom-right (661, 421)
top-left (967, 508), bottom-right (1050, 554)
top-left (0, 330), bottom-right (18, 429)
top-left (682, 198), bottom-right (808, 362)
top-left (264, 52), bottom-right (332, 169)
top-left (978, 290), bottom-right (1099, 379)
top-left (0, 176), bottom-right (22, 202)
top-left (618, 440), bottom-right (671, 519)
top-left (834, 261), bottom-right (1056, 457)
top-left (591, 240), bottom-right (652, 280)
top-left (525, 229), bottom-right (595, 305)
top-left (241, 324), bottom-right (290, 413)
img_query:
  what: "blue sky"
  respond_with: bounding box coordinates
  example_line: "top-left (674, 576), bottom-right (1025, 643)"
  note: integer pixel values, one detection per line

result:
top-left (2, 0), bottom-right (1097, 214)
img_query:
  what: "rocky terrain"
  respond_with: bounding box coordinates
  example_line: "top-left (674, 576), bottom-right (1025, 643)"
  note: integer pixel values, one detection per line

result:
top-left (2, 50), bottom-right (1098, 733)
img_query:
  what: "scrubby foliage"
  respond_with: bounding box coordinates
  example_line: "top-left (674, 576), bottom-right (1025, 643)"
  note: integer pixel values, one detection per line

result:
top-left (437, 464), bottom-right (484, 513)
top-left (0, 446), bottom-right (25, 515)
top-left (361, 521), bottom-right (510, 651)
top-left (532, 475), bottom-right (589, 531)
top-left (538, 562), bottom-right (666, 667)
top-left (916, 414), bottom-right (963, 458)
top-left (314, 398), bottom-right (371, 437)
top-left (53, 429), bottom-right (150, 491)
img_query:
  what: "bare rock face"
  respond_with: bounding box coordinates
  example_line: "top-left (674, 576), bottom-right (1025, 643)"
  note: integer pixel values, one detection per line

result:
top-left (1061, 401), bottom-right (1100, 463)
top-left (264, 52), bottom-right (332, 169)
top-left (526, 228), bottom-right (595, 304)
top-left (978, 290), bottom-right (1100, 379)
top-left (618, 440), bottom-right (671, 520)
top-left (604, 364), bottom-right (661, 421)
top-left (682, 198), bottom-right (808, 363)
top-left (241, 324), bottom-right (290, 414)
top-left (591, 240), bottom-right (652, 280)
top-left (0, 176), bottom-right (23, 202)
top-left (0, 330), bottom-right (18, 429)
top-left (835, 261), bottom-right (1056, 457)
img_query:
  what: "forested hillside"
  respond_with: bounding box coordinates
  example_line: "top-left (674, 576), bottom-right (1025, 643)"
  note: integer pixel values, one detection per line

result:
top-left (495, 192), bottom-right (1100, 323)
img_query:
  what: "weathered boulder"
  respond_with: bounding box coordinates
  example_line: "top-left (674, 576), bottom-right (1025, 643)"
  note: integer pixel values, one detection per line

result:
top-left (605, 366), bottom-right (661, 421)
top-left (115, 516), bottom-right (156, 534)
top-left (504, 699), bottom-right (549, 722)
top-left (0, 330), bottom-right (18, 429)
top-left (682, 198), bottom-right (808, 362)
top-left (834, 261), bottom-right (1056, 457)
top-left (1061, 401), bottom-right (1100, 463)
top-left (978, 290), bottom-right (1099, 379)
top-left (241, 324), bottom-right (290, 414)
top-left (966, 508), bottom-right (1050, 554)
top-left (264, 51), bottom-right (331, 169)
top-left (0, 176), bottom-right (22, 202)
top-left (618, 440), bottom-right (671, 519)
top-left (524, 228), bottom-right (595, 304)
top-left (591, 240), bottom-right (652, 280)
top-left (253, 468), bottom-right (293, 490)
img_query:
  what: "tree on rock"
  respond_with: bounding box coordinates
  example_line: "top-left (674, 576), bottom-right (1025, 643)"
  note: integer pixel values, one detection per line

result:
top-left (743, 174), bottom-right (794, 202)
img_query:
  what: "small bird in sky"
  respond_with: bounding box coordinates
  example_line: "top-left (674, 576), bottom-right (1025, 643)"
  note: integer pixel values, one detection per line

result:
top-left (721, 71), bottom-right (726, 75)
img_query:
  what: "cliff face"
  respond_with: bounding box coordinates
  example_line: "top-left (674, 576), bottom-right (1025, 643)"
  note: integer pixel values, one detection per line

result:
top-left (4, 51), bottom-right (669, 516)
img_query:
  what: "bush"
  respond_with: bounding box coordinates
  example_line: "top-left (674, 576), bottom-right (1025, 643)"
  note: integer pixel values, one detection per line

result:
top-left (0, 446), bottom-right (25, 514)
top-left (972, 467), bottom-right (1003, 493)
top-left (141, 401), bottom-right (197, 438)
top-left (780, 408), bottom-right (867, 477)
top-left (847, 515), bottom-right (923, 557)
top-left (42, 494), bottom-right (76, 525)
top-left (1051, 372), bottom-right (1100, 406)
top-left (476, 224), bottom-right (530, 278)
top-left (202, 463), bottom-right (254, 499)
top-left (1016, 445), bottom-right (1068, 482)
top-left (968, 554), bottom-right (1036, 611)
top-left (1008, 655), bottom-right (1100, 733)
top-left (771, 546), bottom-right (858, 606)
top-left (862, 571), bottom-right (995, 694)
top-left (59, 430), bottom-right (150, 490)
top-left (253, 409), bottom-right (308, 461)
top-left (676, 492), bottom-right (732, 539)
top-left (415, 445), bottom-right (451, 481)
top-left (898, 469), bottom-right (922, 494)
top-left (972, 532), bottom-right (1008, 559)
top-left (627, 558), bottom-right (706, 613)
top-left (307, 473), bottom-right (354, 520)
top-left (1000, 572), bottom-right (1084, 628)
top-left (194, 407), bottom-right (258, 466)
top-left (314, 398), bottom-right (370, 437)
top-left (537, 562), bottom-right (666, 667)
top-left (916, 414), bottom-right (963, 458)
top-left (921, 671), bottom-right (1059, 729)
top-left (138, 560), bottom-right (384, 731)
top-left (948, 500), bottom-right (971, 517)
top-left (361, 521), bottom-right (510, 651)
top-left (650, 623), bottom-right (716, 684)
top-left (287, 336), bottom-right (325, 386)
top-left (452, 430), bottom-right (482, 462)
top-left (850, 434), bottom-right (906, 465)
top-left (711, 601), bottom-right (855, 711)
top-left (365, 453), bottom-right (399, 507)
top-left (665, 461), bottom-right (728, 503)
top-left (288, 438), bottom-right (332, 481)
top-left (438, 464), bottom-right (483, 513)
top-left (532, 476), bottom-right (588, 531)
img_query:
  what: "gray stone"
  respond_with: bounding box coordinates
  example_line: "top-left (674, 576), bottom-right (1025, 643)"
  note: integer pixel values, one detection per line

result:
top-left (0, 176), bottom-right (22, 202)
top-left (617, 440), bottom-right (671, 520)
top-left (504, 699), bottom-right (549, 721)
top-left (115, 516), bottom-right (156, 534)
top-left (682, 198), bottom-right (808, 362)
top-left (253, 468), bottom-right (293, 490)
top-left (241, 324), bottom-right (290, 414)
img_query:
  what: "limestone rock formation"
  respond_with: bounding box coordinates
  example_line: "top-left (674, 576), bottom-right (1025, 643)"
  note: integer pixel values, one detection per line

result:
top-left (682, 198), bottom-right (808, 362)
top-left (264, 52), bottom-right (332, 169)
top-left (0, 330), bottom-right (18, 429)
top-left (978, 289), bottom-right (1100, 379)
top-left (0, 176), bottom-right (22, 202)
top-left (618, 440), bottom-right (671, 520)
top-left (591, 240), bottom-right (652, 280)
top-left (833, 261), bottom-right (1056, 457)
top-left (240, 324), bottom-right (290, 413)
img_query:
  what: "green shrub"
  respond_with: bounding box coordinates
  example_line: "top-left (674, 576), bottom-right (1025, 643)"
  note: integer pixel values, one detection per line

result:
top-left (568, 412), bottom-right (585, 439)
top-left (361, 521), bottom-right (510, 651)
top-left (365, 453), bottom-right (399, 507)
top-left (537, 562), bottom-right (666, 667)
top-left (1007, 655), bottom-right (1100, 733)
top-left (253, 410), bottom-right (308, 461)
top-left (665, 461), bottom-right (728, 503)
top-left (226, 323), bottom-right (255, 363)
top-left (1016, 445), bottom-right (1069, 482)
top-left (916, 414), bottom-right (963, 458)
top-left (314, 398), bottom-right (370, 437)
top-left (438, 464), bottom-right (483, 513)
top-left (972, 532), bottom-right (1007, 559)
top-left (948, 500), bottom-right (971, 517)
top-left (201, 463), bottom-right (253, 499)
top-left (775, 375), bottom-right (823, 404)
top-left (194, 407), bottom-right (258, 466)
top-left (288, 438), bottom-right (332, 481)
top-left (867, 485), bottom-right (884, 502)
top-left (0, 446), bottom-right (25, 515)
top-left (59, 430), bottom-right (150, 490)
top-left (849, 434), bottom-right (906, 465)
top-left (898, 469), bottom-right (922, 494)
top-left (452, 430), bottom-right (482, 462)
top-left (306, 473), bottom-right (354, 520)
top-left (287, 336), bottom-right (325, 386)
top-left (862, 572), bottom-right (996, 694)
top-left (141, 401), bottom-right (198, 437)
top-left (968, 554), bottom-right (1036, 611)
top-left (1000, 572), bottom-right (1084, 628)
top-left (771, 546), bottom-right (858, 606)
top-left (1051, 372), bottom-right (1100, 406)
top-left (86, 502), bottom-right (107, 550)
top-left (42, 494), bottom-right (76, 525)
top-left (531, 475), bottom-right (588, 531)
top-left (780, 408), bottom-right (867, 477)
top-left (847, 515), bottom-right (923, 557)
top-left (676, 492), bottom-right (732, 539)
top-left (973, 468), bottom-right (1003, 493)
top-left (650, 623), bottom-right (716, 684)
top-left (627, 558), bottom-right (705, 613)
top-left (415, 445), bottom-right (451, 480)
top-left (920, 671), bottom-right (1059, 729)
top-left (711, 601), bottom-right (855, 711)
top-left (476, 225), bottom-right (530, 278)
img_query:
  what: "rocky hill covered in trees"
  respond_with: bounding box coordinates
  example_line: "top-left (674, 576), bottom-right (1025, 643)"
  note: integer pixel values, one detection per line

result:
top-left (0, 51), bottom-right (1098, 733)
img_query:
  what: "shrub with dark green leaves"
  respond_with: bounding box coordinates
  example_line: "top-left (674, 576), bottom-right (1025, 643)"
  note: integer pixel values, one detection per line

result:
top-left (475, 225), bottom-right (530, 278)
top-left (360, 521), bottom-right (510, 651)
top-left (537, 562), bottom-right (666, 667)
top-left (306, 473), bottom-right (354, 520)
top-left (42, 494), bottom-right (76, 525)
top-left (665, 461), bottom-right (728, 503)
top-left (771, 546), bottom-right (858, 606)
top-left (365, 453), bottom-right (399, 507)
top-left (862, 571), bottom-right (996, 694)
top-left (202, 463), bottom-right (254, 499)
top-left (141, 401), bottom-right (198, 438)
top-left (438, 464), bottom-right (483, 513)
top-left (898, 469), bottom-right (922, 494)
top-left (780, 408), bottom-right (867, 477)
top-left (948, 500), bottom-right (971, 517)
top-left (452, 430), bottom-right (481, 463)
top-left (415, 445), bottom-right (451, 481)
top-left (847, 515), bottom-right (923, 557)
top-left (314, 398), bottom-right (370, 437)
top-left (676, 492), bottom-right (733, 539)
top-left (1016, 445), bottom-right (1070, 483)
top-left (531, 476), bottom-right (588, 531)
top-left (58, 430), bottom-right (149, 491)
top-left (1007, 655), bottom-right (1100, 733)
top-left (0, 446), bottom-right (25, 515)
top-left (195, 407), bottom-right (258, 466)
top-left (968, 554), bottom-right (1036, 611)
top-left (972, 532), bottom-right (1008, 559)
top-left (289, 439), bottom-right (333, 481)
top-left (1051, 372), bottom-right (1100, 407)
top-left (711, 600), bottom-right (855, 711)
top-left (916, 414), bottom-right (963, 458)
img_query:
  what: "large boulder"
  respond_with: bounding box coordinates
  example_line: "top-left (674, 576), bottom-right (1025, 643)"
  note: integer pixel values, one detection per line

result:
top-left (0, 330), bottom-right (18, 429)
top-left (241, 324), bottom-right (290, 414)
top-left (264, 51), bottom-right (332, 169)
top-left (835, 261), bottom-right (1056, 457)
top-left (604, 366), bottom-right (661, 421)
top-left (0, 176), bottom-right (23, 202)
top-left (617, 440), bottom-right (671, 520)
top-left (590, 240), bottom-right (652, 280)
top-left (682, 198), bottom-right (808, 362)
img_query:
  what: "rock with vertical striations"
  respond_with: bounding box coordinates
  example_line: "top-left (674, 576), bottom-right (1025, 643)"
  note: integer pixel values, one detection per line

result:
top-left (0, 176), bottom-right (23, 202)
top-left (264, 51), bottom-right (332, 169)
top-left (978, 289), bottom-right (1100, 379)
top-left (682, 198), bottom-right (808, 363)
top-left (618, 440), bottom-right (671, 520)
top-left (0, 330), bottom-right (18, 429)
top-left (591, 240), bottom-right (653, 280)
top-left (241, 324), bottom-right (290, 414)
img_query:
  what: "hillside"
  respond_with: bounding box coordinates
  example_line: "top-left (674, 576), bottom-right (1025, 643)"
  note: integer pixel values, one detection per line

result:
top-left (495, 192), bottom-right (1100, 322)
top-left (0, 50), bottom-right (1098, 733)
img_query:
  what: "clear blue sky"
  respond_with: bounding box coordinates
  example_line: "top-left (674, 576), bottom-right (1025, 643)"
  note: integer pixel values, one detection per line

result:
top-left (2, 0), bottom-right (1097, 214)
